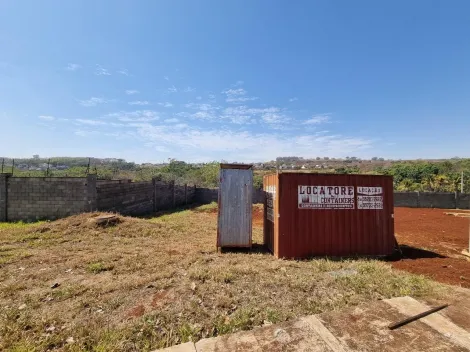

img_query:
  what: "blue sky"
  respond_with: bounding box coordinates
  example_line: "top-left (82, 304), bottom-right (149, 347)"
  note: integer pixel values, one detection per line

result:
top-left (1, 0), bottom-right (470, 163)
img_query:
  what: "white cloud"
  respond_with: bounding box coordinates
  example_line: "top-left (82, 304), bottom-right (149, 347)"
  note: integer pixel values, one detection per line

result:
top-left (164, 118), bottom-right (179, 123)
top-left (221, 106), bottom-right (287, 125)
top-left (158, 102), bottom-right (173, 108)
top-left (38, 115), bottom-right (55, 121)
top-left (118, 69), bottom-right (130, 76)
top-left (184, 103), bottom-right (220, 120)
top-left (75, 130), bottom-right (100, 137)
top-left (303, 114), bottom-right (331, 125)
top-left (222, 88), bottom-right (258, 103)
top-left (168, 86), bottom-right (177, 93)
top-left (196, 96), bottom-right (202, 100)
top-left (155, 145), bottom-right (170, 152)
top-left (132, 123), bottom-right (372, 162)
top-left (66, 63), bottom-right (81, 71)
top-left (106, 110), bottom-right (159, 122)
top-left (164, 76), bottom-right (169, 81)
top-left (208, 94), bottom-right (216, 100)
top-left (184, 86), bottom-right (195, 92)
top-left (289, 97), bottom-right (298, 102)
top-left (95, 65), bottom-right (111, 76)
top-left (75, 119), bottom-right (106, 126)
top-left (79, 97), bottom-right (108, 107)
top-left (125, 90), bottom-right (139, 95)
top-left (129, 101), bottom-right (150, 106)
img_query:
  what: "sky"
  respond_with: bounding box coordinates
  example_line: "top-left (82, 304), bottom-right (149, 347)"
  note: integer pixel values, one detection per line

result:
top-left (1, 0), bottom-right (470, 163)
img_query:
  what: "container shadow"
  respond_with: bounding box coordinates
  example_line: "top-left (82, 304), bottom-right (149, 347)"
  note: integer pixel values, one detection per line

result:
top-left (386, 244), bottom-right (447, 262)
top-left (220, 243), bottom-right (271, 255)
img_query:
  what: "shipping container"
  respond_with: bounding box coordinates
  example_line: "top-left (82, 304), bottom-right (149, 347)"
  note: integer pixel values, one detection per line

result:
top-left (263, 172), bottom-right (395, 258)
top-left (218, 164), bottom-right (253, 248)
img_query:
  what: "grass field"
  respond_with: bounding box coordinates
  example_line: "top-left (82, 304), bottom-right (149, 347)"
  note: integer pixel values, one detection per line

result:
top-left (0, 204), bottom-right (445, 351)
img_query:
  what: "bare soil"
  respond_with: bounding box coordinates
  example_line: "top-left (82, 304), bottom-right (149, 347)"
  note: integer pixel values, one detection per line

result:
top-left (392, 207), bottom-right (470, 288)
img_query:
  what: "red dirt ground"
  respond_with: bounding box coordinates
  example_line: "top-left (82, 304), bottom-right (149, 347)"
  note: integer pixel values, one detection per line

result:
top-left (392, 207), bottom-right (470, 288)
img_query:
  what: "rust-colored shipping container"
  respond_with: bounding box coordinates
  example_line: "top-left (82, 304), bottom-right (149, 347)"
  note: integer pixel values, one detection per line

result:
top-left (263, 172), bottom-right (395, 259)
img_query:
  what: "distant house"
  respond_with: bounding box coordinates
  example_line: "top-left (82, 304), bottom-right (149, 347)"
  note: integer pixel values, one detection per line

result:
top-left (301, 165), bottom-right (306, 170)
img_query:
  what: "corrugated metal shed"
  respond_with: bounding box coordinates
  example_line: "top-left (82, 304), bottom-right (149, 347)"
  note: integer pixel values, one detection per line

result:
top-left (263, 172), bottom-right (395, 258)
top-left (217, 164), bottom-right (253, 248)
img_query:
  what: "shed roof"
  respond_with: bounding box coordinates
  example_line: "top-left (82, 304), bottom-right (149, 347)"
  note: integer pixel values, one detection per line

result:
top-left (220, 163), bottom-right (253, 170)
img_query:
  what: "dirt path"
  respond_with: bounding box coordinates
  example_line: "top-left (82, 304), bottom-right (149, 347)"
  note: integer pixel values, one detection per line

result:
top-left (392, 207), bottom-right (470, 288)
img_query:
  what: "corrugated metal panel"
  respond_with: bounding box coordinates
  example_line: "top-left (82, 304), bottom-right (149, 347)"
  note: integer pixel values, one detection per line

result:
top-left (265, 173), bottom-right (394, 258)
top-left (217, 166), bottom-right (253, 248)
top-left (263, 173), bottom-right (279, 254)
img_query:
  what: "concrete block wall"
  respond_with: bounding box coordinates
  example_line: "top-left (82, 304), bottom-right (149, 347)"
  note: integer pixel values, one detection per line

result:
top-left (419, 192), bottom-right (456, 209)
top-left (96, 180), bottom-right (197, 215)
top-left (0, 174), bottom-right (8, 221)
top-left (5, 176), bottom-right (95, 222)
top-left (457, 193), bottom-right (470, 209)
top-left (0, 175), bottom-right (196, 222)
top-left (394, 192), bottom-right (470, 209)
top-left (394, 192), bottom-right (419, 207)
top-left (96, 181), bottom-right (154, 215)
top-left (195, 187), bottom-right (265, 204)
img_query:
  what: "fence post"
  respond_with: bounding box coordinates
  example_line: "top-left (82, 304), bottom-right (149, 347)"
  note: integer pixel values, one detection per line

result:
top-left (0, 174), bottom-right (9, 221)
top-left (86, 174), bottom-right (97, 212)
top-left (416, 191), bottom-right (420, 208)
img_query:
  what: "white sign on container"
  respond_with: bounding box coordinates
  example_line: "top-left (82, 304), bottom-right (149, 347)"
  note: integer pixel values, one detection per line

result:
top-left (265, 185), bottom-right (276, 222)
top-left (357, 186), bottom-right (383, 209)
top-left (298, 185), bottom-right (355, 209)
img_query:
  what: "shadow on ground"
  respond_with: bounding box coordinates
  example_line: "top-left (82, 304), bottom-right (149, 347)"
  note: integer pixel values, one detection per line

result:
top-left (386, 244), bottom-right (447, 262)
top-left (220, 243), bottom-right (271, 255)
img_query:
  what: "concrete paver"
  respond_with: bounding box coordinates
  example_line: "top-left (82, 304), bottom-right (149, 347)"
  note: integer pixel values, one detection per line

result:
top-left (252, 316), bottom-right (340, 352)
top-left (319, 300), bottom-right (466, 351)
top-left (385, 296), bottom-right (470, 350)
top-left (155, 295), bottom-right (470, 352)
top-left (195, 330), bottom-right (262, 352)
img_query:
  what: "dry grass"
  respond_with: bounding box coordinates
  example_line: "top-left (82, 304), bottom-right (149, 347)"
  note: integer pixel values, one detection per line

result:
top-left (0, 203), bottom-right (445, 351)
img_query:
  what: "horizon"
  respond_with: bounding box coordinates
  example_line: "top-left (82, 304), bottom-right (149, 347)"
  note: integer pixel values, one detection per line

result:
top-left (0, 155), bottom-right (466, 165)
top-left (1, 1), bottom-right (470, 163)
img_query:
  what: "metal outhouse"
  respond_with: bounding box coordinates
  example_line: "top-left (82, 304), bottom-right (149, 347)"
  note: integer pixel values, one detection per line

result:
top-left (264, 172), bottom-right (395, 258)
top-left (217, 164), bottom-right (253, 248)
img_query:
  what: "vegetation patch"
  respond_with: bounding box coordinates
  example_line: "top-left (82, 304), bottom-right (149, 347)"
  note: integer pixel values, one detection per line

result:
top-left (0, 206), bottom-right (446, 351)
top-left (86, 261), bottom-right (114, 274)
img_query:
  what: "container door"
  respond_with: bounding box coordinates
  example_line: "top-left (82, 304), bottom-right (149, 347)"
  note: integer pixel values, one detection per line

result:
top-left (218, 168), bottom-right (253, 247)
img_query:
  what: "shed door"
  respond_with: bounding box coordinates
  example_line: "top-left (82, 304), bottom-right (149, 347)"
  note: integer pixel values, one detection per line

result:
top-left (218, 168), bottom-right (253, 247)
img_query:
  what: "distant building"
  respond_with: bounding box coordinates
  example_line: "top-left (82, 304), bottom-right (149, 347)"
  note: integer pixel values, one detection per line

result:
top-left (33, 155), bottom-right (40, 159)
